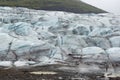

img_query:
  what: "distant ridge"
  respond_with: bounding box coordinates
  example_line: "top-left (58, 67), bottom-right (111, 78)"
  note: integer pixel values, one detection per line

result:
top-left (0, 0), bottom-right (106, 13)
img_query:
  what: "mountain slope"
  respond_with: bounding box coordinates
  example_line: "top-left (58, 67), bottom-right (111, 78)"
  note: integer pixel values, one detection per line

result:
top-left (0, 0), bottom-right (106, 13)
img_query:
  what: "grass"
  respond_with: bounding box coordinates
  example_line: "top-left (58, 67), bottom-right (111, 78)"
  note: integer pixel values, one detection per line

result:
top-left (0, 0), bottom-right (106, 13)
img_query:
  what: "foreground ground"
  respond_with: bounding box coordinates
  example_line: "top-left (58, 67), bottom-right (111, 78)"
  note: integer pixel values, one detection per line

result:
top-left (0, 66), bottom-right (104, 80)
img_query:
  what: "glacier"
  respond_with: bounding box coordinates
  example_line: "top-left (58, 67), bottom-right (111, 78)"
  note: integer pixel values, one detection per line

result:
top-left (0, 7), bottom-right (120, 72)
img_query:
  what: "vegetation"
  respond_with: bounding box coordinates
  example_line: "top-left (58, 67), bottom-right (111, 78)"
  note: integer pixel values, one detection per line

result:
top-left (0, 0), bottom-right (106, 13)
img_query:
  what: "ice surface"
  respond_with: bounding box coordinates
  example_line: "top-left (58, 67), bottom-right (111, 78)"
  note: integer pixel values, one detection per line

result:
top-left (0, 61), bottom-right (12, 67)
top-left (106, 47), bottom-right (120, 61)
top-left (0, 7), bottom-right (120, 68)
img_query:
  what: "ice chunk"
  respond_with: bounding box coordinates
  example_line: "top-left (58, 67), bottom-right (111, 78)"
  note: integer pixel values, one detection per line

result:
top-left (0, 61), bottom-right (12, 67)
top-left (106, 47), bottom-right (120, 61)
top-left (110, 36), bottom-right (120, 47)
top-left (82, 47), bottom-right (105, 54)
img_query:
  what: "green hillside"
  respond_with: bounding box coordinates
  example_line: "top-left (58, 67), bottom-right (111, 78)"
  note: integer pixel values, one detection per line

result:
top-left (0, 0), bottom-right (106, 13)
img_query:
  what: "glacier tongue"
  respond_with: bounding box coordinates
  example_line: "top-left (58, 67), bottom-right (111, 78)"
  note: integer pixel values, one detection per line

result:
top-left (0, 7), bottom-right (120, 68)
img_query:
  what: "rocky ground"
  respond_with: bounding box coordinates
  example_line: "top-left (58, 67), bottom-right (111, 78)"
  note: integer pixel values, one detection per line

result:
top-left (0, 66), bottom-right (104, 80)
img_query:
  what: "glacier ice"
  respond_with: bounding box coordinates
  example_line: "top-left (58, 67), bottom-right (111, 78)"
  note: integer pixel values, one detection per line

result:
top-left (0, 7), bottom-right (120, 68)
